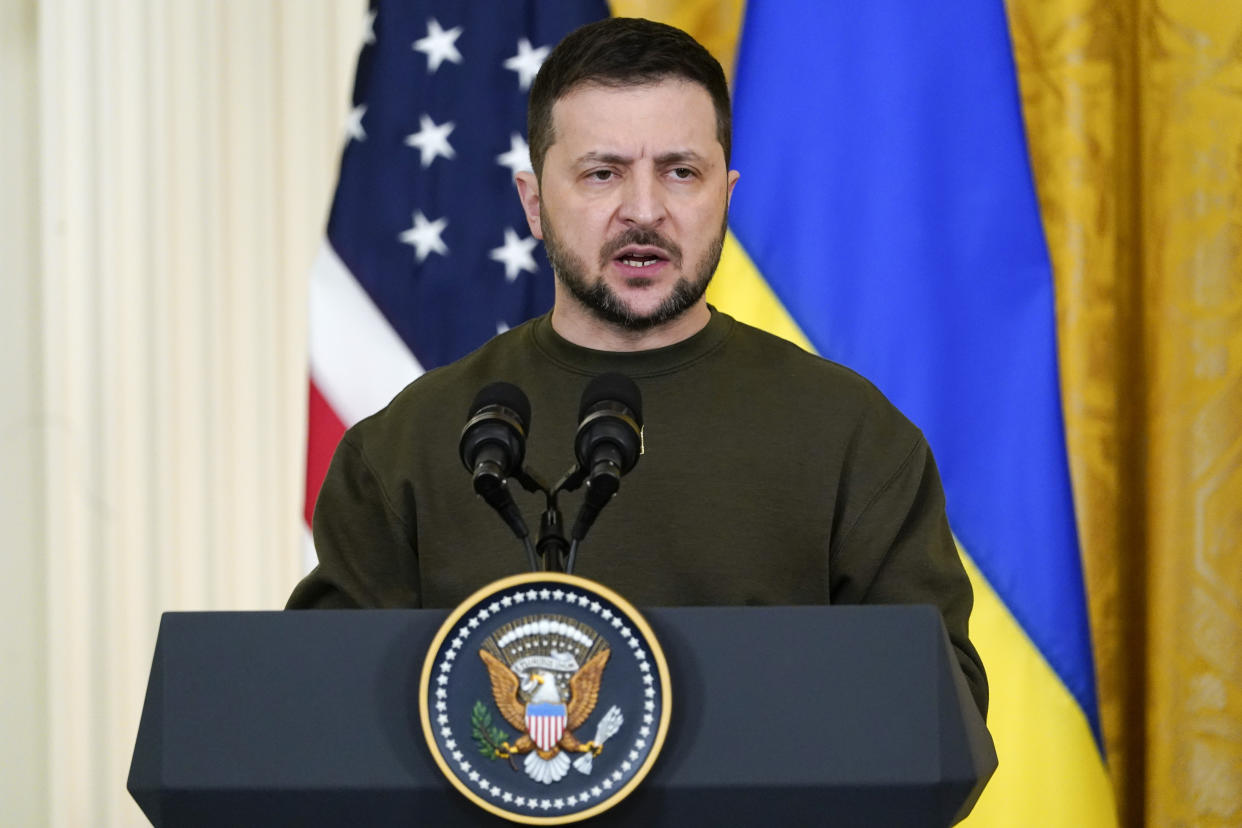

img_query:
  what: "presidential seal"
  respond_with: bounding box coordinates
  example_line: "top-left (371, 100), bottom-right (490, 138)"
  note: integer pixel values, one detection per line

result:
top-left (419, 572), bottom-right (671, 824)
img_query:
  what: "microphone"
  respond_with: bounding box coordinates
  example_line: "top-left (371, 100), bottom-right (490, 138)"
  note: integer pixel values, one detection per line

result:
top-left (459, 382), bottom-right (532, 543)
top-left (570, 373), bottom-right (643, 546)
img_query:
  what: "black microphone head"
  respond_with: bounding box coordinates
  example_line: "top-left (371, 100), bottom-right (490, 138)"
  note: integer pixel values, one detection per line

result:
top-left (568, 373), bottom-right (642, 545)
top-left (574, 373), bottom-right (642, 475)
top-left (470, 381), bottom-right (531, 427)
top-left (460, 381), bottom-right (531, 475)
top-left (578, 372), bottom-right (642, 426)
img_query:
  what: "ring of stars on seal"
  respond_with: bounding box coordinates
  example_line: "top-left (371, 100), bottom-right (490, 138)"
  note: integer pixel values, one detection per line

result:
top-left (419, 571), bottom-right (672, 825)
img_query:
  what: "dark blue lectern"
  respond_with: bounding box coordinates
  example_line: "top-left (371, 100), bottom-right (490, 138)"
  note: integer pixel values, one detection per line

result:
top-left (129, 606), bottom-right (994, 826)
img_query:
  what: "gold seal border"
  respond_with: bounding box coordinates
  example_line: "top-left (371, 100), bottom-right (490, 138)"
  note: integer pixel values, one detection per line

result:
top-left (418, 571), bottom-right (673, 825)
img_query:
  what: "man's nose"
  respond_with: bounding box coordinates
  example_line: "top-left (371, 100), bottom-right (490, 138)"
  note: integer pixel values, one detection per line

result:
top-left (617, 169), bottom-right (667, 228)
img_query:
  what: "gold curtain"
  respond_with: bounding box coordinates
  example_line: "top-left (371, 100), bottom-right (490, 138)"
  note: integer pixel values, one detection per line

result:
top-left (615, 0), bottom-right (1242, 824)
top-left (1009, 1), bottom-right (1242, 825)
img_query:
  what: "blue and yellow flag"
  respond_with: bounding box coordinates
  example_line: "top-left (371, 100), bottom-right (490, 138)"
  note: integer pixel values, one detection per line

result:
top-left (709, 1), bottom-right (1118, 823)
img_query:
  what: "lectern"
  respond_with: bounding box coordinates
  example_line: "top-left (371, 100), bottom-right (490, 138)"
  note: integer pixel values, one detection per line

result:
top-left (129, 606), bottom-right (994, 826)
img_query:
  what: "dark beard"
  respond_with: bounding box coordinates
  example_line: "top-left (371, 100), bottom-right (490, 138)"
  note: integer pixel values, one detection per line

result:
top-left (542, 211), bottom-right (728, 333)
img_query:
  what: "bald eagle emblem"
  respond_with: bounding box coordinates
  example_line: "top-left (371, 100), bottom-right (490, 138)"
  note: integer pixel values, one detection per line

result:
top-left (477, 614), bottom-right (624, 784)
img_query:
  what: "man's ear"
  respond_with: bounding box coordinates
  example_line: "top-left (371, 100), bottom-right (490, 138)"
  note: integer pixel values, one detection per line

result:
top-left (726, 169), bottom-right (740, 208)
top-left (514, 171), bottom-right (543, 240)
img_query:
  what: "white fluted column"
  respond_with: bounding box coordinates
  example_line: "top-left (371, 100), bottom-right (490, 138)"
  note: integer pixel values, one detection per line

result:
top-left (1, 0), bottom-right (49, 825)
top-left (32, 1), bottom-right (364, 824)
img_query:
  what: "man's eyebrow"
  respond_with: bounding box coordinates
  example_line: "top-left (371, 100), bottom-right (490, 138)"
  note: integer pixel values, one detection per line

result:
top-left (574, 151), bottom-right (631, 166)
top-left (573, 150), bottom-right (707, 166)
top-left (654, 150), bottom-right (705, 165)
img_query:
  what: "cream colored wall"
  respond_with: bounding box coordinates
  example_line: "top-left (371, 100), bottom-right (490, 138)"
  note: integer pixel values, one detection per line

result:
top-left (3, 1), bottom-right (364, 824)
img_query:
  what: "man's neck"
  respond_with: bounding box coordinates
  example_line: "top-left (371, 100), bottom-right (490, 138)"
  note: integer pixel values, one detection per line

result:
top-left (550, 299), bottom-right (711, 353)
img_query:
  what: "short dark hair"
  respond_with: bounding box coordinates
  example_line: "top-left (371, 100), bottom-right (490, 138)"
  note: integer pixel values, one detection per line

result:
top-left (527, 18), bottom-right (731, 179)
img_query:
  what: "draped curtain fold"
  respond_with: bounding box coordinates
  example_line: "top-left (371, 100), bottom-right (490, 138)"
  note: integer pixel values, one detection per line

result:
top-left (1009, 2), bottom-right (1242, 825)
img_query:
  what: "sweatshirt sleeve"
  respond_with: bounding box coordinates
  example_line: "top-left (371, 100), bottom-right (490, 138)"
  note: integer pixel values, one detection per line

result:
top-left (285, 433), bottom-right (422, 609)
top-left (830, 435), bottom-right (989, 719)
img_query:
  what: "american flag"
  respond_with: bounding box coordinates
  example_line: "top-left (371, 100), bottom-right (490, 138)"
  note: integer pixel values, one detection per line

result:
top-left (305, 0), bottom-right (607, 545)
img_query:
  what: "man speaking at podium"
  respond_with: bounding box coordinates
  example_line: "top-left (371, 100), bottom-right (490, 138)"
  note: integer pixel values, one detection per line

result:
top-left (288, 17), bottom-right (988, 719)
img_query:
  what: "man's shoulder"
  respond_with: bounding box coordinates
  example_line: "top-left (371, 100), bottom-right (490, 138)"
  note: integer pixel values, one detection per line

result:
top-left (707, 313), bottom-right (927, 472)
top-left (721, 315), bottom-right (906, 413)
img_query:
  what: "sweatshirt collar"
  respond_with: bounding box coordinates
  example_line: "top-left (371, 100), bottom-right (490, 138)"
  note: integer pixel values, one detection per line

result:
top-left (529, 306), bottom-right (733, 378)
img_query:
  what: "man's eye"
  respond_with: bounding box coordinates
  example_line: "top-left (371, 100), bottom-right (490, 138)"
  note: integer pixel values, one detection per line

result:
top-left (590, 170), bottom-right (614, 181)
top-left (671, 167), bottom-right (694, 179)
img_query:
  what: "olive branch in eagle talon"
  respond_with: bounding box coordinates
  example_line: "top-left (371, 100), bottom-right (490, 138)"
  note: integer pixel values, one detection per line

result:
top-left (470, 701), bottom-right (519, 771)
top-left (479, 648), bottom-right (611, 761)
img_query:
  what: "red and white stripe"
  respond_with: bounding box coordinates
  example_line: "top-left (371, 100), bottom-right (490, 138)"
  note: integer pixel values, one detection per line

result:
top-left (526, 709), bottom-right (567, 752)
top-left (304, 241), bottom-right (424, 568)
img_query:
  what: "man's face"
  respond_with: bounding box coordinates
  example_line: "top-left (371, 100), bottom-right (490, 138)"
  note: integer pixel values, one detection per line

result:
top-left (516, 80), bottom-right (739, 332)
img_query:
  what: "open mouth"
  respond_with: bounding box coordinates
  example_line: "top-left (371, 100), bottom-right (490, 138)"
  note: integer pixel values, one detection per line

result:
top-left (614, 246), bottom-right (669, 269)
top-left (618, 254), bottom-right (662, 268)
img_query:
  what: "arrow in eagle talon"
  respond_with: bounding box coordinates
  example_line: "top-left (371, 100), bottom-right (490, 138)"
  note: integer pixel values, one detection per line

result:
top-left (573, 705), bottom-right (624, 774)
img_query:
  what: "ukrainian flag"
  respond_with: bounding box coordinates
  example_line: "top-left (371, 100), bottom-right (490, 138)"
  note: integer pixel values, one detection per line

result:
top-left (706, 2), bottom-right (1118, 823)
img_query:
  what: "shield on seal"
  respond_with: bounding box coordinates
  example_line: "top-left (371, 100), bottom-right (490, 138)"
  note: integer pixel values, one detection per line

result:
top-left (525, 702), bottom-right (567, 751)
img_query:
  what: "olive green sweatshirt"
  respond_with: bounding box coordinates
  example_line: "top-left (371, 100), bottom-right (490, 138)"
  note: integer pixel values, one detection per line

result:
top-left (289, 309), bottom-right (987, 716)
